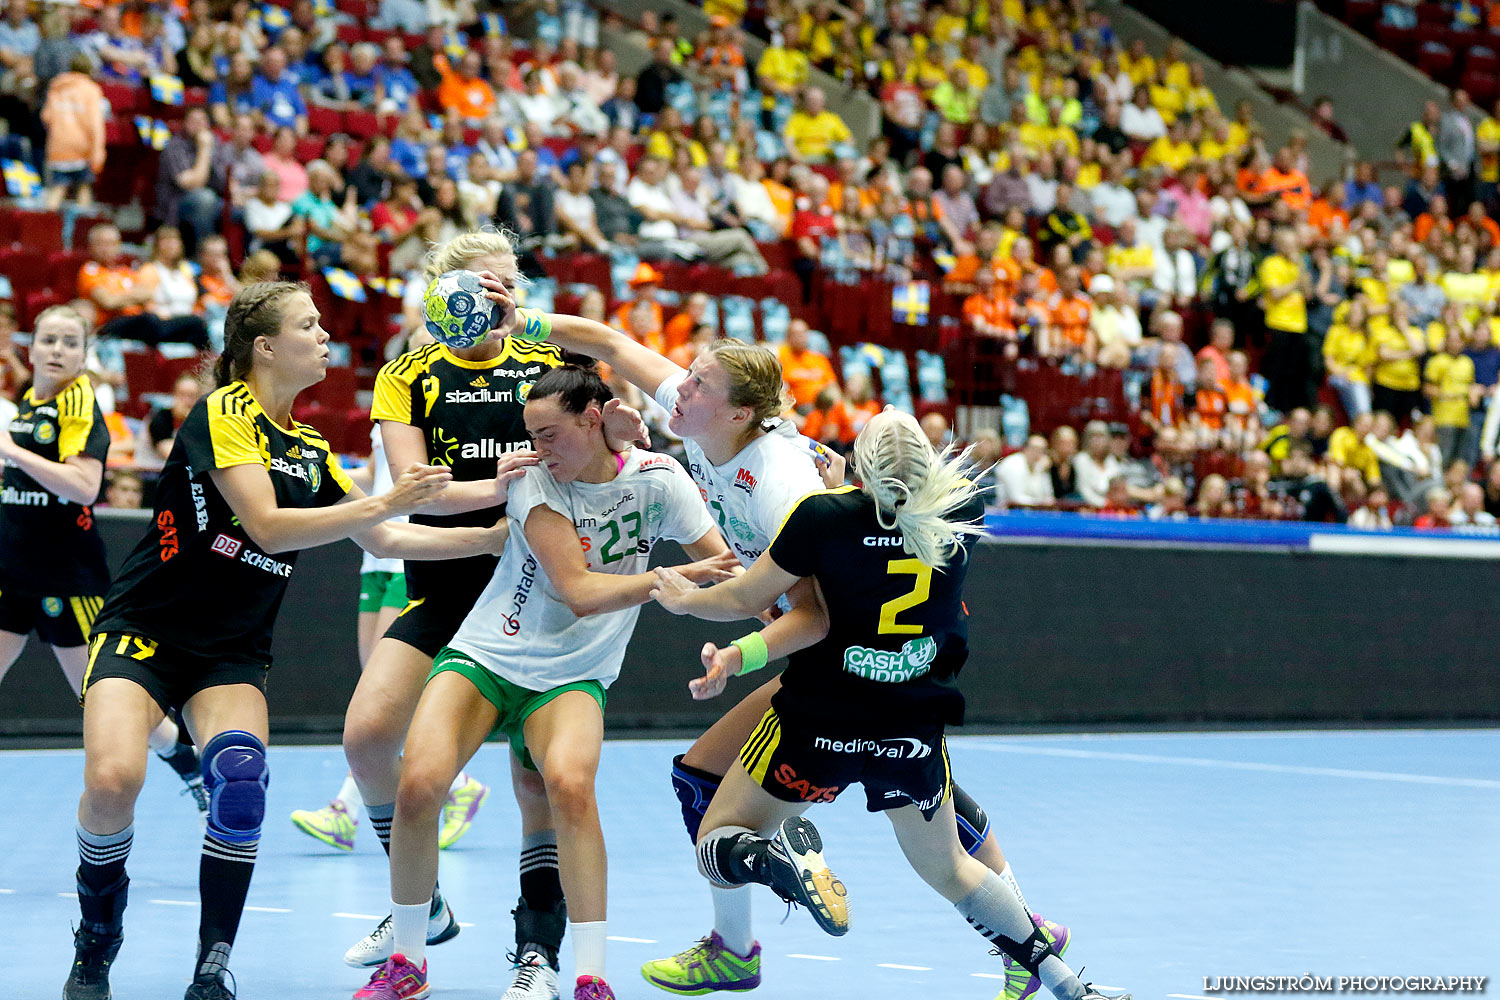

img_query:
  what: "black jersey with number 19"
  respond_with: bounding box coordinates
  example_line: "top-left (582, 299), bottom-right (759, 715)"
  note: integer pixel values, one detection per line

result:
top-left (766, 485), bottom-right (986, 727)
top-left (93, 382), bottom-right (353, 664)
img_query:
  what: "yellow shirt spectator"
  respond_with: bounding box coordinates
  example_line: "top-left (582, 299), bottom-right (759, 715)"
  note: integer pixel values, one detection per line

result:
top-left (1425, 351), bottom-right (1475, 428)
top-left (1142, 136), bottom-right (1195, 172)
top-left (1018, 120), bottom-right (1053, 155)
top-left (783, 109), bottom-right (852, 161)
top-left (1323, 322), bottom-right (1373, 383)
top-left (1000, 0), bottom-right (1025, 24)
top-left (1227, 120), bottom-right (1251, 151)
top-left (1370, 322), bottom-right (1422, 391)
top-left (1441, 270), bottom-right (1489, 309)
top-left (1199, 136), bottom-right (1231, 163)
top-left (1356, 275), bottom-right (1390, 312)
top-left (1164, 60), bottom-right (1191, 90)
top-left (1259, 254), bottom-right (1307, 333)
top-left (1075, 161), bottom-right (1102, 189)
top-left (931, 82), bottom-right (981, 126)
top-left (1148, 82), bottom-right (1185, 124)
top-left (1185, 85), bottom-right (1219, 115)
top-left (1476, 115), bottom-right (1500, 184)
top-left (756, 45), bottom-right (811, 94)
top-left (1108, 241), bottom-right (1155, 275)
top-left (953, 58), bottom-right (990, 92)
top-left (933, 12), bottom-right (969, 46)
top-left (1122, 52), bottom-right (1156, 85)
top-left (1385, 257), bottom-right (1415, 288)
top-left (1326, 425), bottom-right (1382, 484)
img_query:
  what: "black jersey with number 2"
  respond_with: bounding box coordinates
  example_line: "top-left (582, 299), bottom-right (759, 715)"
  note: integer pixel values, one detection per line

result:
top-left (93, 382), bottom-right (353, 664)
top-left (0, 375), bottom-right (111, 593)
top-left (766, 485), bottom-right (986, 727)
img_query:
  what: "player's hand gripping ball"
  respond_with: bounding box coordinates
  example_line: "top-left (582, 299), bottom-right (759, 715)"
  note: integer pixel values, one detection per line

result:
top-left (423, 270), bottom-right (501, 349)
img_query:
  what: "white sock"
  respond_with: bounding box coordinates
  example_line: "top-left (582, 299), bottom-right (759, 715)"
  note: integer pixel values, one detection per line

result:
top-left (147, 717), bottom-right (177, 753)
top-left (448, 770), bottom-right (469, 794)
top-left (997, 862), bottom-right (1030, 913)
top-left (957, 873), bottom-right (1082, 1000)
top-left (335, 773), bottom-right (363, 822)
top-left (571, 920), bottom-right (607, 979)
top-left (711, 884), bottom-right (754, 957)
top-left (392, 900), bottom-right (429, 966)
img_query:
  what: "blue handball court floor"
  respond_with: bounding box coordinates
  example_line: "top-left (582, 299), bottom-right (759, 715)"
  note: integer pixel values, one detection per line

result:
top-left (4, 730), bottom-right (1497, 999)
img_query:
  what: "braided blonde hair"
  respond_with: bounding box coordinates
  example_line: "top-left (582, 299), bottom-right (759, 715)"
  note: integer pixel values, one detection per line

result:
top-left (852, 410), bottom-right (986, 569)
top-left (423, 227), bottom-right (528, 290)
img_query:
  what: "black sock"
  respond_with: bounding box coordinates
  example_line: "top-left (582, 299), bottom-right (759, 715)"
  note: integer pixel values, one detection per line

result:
top-left (76, 825), bottom-right (133, 935)
top-left (196, 834), bottom-right (258, 977)
top-left (367, 801), bottom-right (394, 856)
top-left (156, 741), bottom-right (200, 781)
top-left (697, 829), bottom-right (769, 888)
top-left (519, 830), bottom-right (564, 912)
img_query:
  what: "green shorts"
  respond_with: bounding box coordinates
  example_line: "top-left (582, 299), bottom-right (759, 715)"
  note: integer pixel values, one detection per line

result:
top-left (359, 571), bottom-right (409, 613)
top-left (429, 646), bottom-right (607, 771)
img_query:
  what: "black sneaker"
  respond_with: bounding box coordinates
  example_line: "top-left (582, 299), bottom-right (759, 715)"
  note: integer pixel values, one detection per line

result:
top-left (763, 816), bottom-right (849, 937)
top-left (63, 926), bottom-right (122, 1000)
top-left (184, 774), bottom-right (210, 817)
top-left (183, 971), bottom-right (236, 1000)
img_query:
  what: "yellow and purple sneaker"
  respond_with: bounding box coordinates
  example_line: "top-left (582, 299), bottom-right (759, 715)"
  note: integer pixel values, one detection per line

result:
top-left (640, 932), bottom-right (762, 995)
top-left (438, 775), bottom-right (489, 850)
top-left (995, 915), bottom-right (1072, 1000)
top-left (354, 953), bottom-right (429, 999)
top-left (290, 801), bottom-right (357, 852)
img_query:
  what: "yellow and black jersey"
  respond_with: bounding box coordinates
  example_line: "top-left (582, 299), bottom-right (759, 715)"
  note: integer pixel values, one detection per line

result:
top-left (766, 486), bottom-right (987, 727)
top-left (93, 382), bottom-right (353, 664)
top-left (372, 337), bottom-right (562, 596)
top-left (0, 375), bottom-right (110, 593)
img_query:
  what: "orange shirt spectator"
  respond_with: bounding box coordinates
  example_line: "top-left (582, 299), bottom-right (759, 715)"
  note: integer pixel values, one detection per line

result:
top-left (613, 298), bottom-right (666, 353)
top-left (1149, 367), bottom-right (1185, 428)
top-left (1048, 291), bottom-right (1092, 351)
top-left (436, 52), bottom-right (497, 121)
top-left (1260, 153), bottom-right (1311, 212)
top-left (1224, 377), bottom-right (1258, 431)
top-left (1307, 197), bottom-right (1348, 234)
top-left (778, 321), bottom-right (837, 408)
top-left (663, 292), bottom-right (711, 356)
top-left (1414, 211), bottom-right (1455, 244)
top-left (962, 271), bottom-right (1017, 338)
top-left (41, 62), bottom-right (107, 177)
top-left (78, 258), bottom-right (151, 325)
top-left (803, 394), bottom-right (856, 446)
top-left (1195, 382), bottom-right (1228, 431)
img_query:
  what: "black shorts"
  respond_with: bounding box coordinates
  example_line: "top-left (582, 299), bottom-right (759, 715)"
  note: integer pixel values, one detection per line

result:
top-left (81, 630), bottom-right (269, 716)
top-left (738, 705), bottom-right (952, 820)
top-left (0, 587), bottom-right (104, 648)
top-left (383, 560), bottom-right (495, 658)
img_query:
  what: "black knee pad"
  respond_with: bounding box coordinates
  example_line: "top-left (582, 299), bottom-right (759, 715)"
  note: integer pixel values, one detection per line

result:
top-left (952, 783), bottom-right (991, 856)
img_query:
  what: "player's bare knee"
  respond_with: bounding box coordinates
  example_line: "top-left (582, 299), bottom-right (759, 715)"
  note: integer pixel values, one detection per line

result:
top-left (85, 757), bottom-right (145, 815)
top-left (511, 764), bottom-right (550, 809)
top-left (394, 763), bottom-right (449, 821)
top-left (540, 768), bottom-right (596, 826)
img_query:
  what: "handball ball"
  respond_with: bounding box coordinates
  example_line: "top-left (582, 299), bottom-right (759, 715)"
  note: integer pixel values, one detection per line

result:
top-left (423, 270), bottom-right (501, 349)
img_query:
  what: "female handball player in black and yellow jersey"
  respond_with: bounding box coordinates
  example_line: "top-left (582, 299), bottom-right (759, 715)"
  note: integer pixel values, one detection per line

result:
top-left (64, 282), bottom-right (519, 1000)
top-left (651, 409), bottom-right (1129, 1000)
top-left (336, 231), bottom-right (649, 987)
top-left (0, 305), bottom-right (206, 806)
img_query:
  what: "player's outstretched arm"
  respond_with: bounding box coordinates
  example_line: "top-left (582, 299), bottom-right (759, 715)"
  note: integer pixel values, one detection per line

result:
top-left (651, 550), bottom-right (802, 622)
top-left (690, 582), bottom-right (829, 700)
top-left (381, 421), bottom-right (540, 515)
top-left (476, 271), bottom-right (682, 398)
top-left (354, 512), bottom-right (510, 561)
top-left (212, 460), bottom-right (450, 554)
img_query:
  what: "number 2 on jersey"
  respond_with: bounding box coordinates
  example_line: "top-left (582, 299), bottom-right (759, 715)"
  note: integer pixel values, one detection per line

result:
top-left (878, 558), bottom-right (932, 634)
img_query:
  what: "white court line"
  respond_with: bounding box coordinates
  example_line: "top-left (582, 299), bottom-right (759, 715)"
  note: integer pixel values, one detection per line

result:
top-left (971, 972), bottom-right (1006, 980)
top-left (457, 922), bottom-right (475, 928)
top-left (244, 906), bottom-right (291, 913)
top-left (57, 892), bottom-right (77, 898)
top-left (149, 899), bottom-right (198, 906)
top-left (332, 912), bottom-right (383, 920)
top-left (878, 963), bottom-right (932, 971)
top-left (1168, 994), bottom-right (1216, 999)
top-left (786, 954), bottom-right (839, 961)
top-left (607, 936), bottom-right (657, 944)
top-left (965, 743), bottom-right (1500, 788)
top-left (0, 888), bottom-right (13, 893)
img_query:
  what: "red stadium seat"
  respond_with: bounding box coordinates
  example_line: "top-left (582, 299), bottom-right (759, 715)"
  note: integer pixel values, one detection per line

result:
top-left (343, 109), bottom-right (381, 140)
top-left (307, 106), bottom-right (343, 138)
top-left (1418, 43), bottom-right (1456, 83)
top-left (46, 251), bottom-right (90, 299)
top-left (1375, 23), bottom-right (1416, 61)
top-left (1466, 46), bottom-right (1499, 76)
top-left (1416, 2), bottom-right (1449, 26)
top-left (10, 209), bottom-right (63, 254)
top-left (100, 81), bottom-right (144, 117)
top-left (0, 247), bottom-right (53, 294)
top-left (336, 24), bottom-right (365, 45)
top-left (309, 364), bottom-right (357, 410)
top-left (295, 135), bottom-right (328, 162)
top-left (1344, 0), bottom-right (1379, 33)
top-left (1462, 68), bottom-right (1499, 103)
top-left (21, 288), bottom-right (66, 330)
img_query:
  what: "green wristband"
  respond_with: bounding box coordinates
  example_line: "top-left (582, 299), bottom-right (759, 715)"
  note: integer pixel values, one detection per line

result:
top-left (730, 632), bottom-right (769, 676)
top-left (514, 307), bottom-right (552, 343)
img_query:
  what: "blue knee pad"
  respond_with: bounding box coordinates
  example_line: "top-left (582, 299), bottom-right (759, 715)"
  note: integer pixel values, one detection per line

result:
top-left (671, 753), bottom-right (723, 844)
top-left (201, 730), bottom-right (268, 844)
top-left (952, 783), bottom-right (990, 857)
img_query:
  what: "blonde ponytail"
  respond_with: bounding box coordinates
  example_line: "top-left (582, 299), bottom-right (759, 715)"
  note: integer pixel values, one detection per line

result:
top-left (852, 410), bottom-right (987, 569)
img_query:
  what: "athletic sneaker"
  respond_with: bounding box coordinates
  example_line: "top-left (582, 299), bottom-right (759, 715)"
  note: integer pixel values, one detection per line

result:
top-left (183, 971), bottom-right (236, 999)
top-left (353, 954), bottom-right (429, 999)
top-left (763, 816), bottom-right (848, 937)
top-left (640, 931), bottom-right (761, 995)
top-left (184, 775), bottom-right (210, 818)
top-left (344, 894), bottom-right (461, 968)
top-left (994, 915), bottom-right (1072, 1000)
top-left (437, 775), bottom-right (489, 850)
top-left (290, 801), bottom-right (358, 852)
top-left (63, 926), bottom-right (122, 1000)
top-left (1080, 988), bottom-right (1132, 1000)
top-left (501, 950), bottom-right (560, 1000)
top-left (574, 975), bottom-right (616, 1000)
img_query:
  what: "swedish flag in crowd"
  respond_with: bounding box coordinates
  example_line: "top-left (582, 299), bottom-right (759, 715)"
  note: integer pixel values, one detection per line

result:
top-left (505, 124), bottom-right (526, 151)
top-left (443, 29), bottom-right (466, 60)
top-left (311, 0), bottom-right (333, 17)
top-left (2, 160), bottom-right (40, 199)
top-left (149, 73), bottom-right (184, 106)
top-left (324, 268), bottom-right (367, 302)
top-left (257, 3), bottom-right (291, 32)
top-left (481, 13), bottom-right (506, 36)
top-left (366, 276), bottom-right (403, 298)
top-left (892, 281), bottom-right (930, 326)
top-left (134, 116), bottom-right (170, 150)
